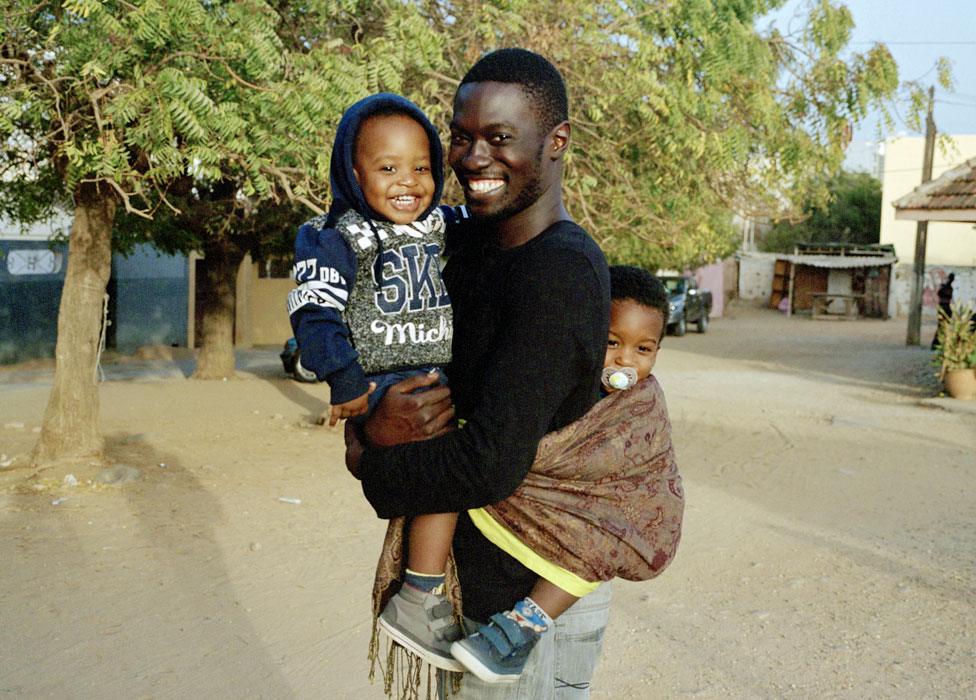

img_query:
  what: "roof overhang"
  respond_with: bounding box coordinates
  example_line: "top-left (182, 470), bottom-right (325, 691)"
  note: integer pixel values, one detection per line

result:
top-left (778, 254), bottom-right (898, 269)
top-left (891, 155), bottom-right (976, 223)
top-left (894, 209), bottom-right (976, 223)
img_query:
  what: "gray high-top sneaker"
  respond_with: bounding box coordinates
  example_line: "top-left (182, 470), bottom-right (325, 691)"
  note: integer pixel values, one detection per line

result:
top-left (378, 585), bottom-right (465, 672)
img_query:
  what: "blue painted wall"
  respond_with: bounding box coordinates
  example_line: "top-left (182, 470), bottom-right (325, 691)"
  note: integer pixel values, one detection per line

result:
top-left (1, 241), bottom-right (189, 363)
top-left (0, 240), bottom-right (67, 364)
top-left (112, 245), bottom-right (188, 352)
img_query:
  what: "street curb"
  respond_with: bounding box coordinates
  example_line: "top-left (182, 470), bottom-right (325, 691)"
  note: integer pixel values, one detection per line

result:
top-left (917, 397), bottom-right (976, 415)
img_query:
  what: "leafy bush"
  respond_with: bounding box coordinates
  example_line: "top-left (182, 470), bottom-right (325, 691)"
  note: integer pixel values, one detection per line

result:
top-left (934, 303), bottom-right (976, 380)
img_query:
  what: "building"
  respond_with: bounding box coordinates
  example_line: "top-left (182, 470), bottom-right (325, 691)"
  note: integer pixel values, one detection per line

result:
top-left (1, 215), bottom-right (189, 364)
top-left (0, 215), bottom-right (71, 363)
top-left (770, 243), bottom-right (897, 319)
top-left (879, 135), bottom-right (976, 316)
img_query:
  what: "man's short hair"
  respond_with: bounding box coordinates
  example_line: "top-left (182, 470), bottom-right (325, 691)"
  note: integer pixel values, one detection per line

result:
top-left (609, 265), bottom-right (671, 331)
top-left (459, 48), bottom-right (568, 132)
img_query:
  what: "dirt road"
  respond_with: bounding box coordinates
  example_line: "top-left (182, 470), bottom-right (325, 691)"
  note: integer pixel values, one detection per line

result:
top-left (1, 306), bottom-right (973, 699)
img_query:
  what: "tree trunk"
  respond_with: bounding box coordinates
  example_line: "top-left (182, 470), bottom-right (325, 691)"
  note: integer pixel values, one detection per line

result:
top-left (31, 184), bottom-right (116, 467)
top-left (192, 237), bottom-right (242, 379)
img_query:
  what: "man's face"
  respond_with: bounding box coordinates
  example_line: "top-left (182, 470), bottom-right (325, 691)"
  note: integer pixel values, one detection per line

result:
top-left (448, 82), bottom-right (551, 222)
top-left (353, 114), bottom-right (435, 224)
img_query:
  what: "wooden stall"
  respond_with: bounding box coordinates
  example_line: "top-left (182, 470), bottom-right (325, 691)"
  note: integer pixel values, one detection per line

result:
top-left (771, 244), bottom-right (897, 320)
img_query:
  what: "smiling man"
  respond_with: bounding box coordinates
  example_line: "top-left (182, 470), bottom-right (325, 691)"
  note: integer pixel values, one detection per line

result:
top-left (354, 49), bottom-right (612, 697)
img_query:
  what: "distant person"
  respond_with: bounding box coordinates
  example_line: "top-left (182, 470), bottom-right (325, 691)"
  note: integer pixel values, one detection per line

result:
top-left (932, 272), bottom-right (955, 349)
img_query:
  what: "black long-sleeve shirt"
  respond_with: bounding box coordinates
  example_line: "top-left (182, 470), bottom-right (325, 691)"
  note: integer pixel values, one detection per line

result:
top-left (358, 219), bottom-right (610, 621)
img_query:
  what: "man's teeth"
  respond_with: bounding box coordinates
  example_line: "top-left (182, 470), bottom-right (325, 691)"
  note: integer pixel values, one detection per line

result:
top-left (469, 179), bottom-right (504, 193)
top-left (394, 196), bottom-right (416, 203)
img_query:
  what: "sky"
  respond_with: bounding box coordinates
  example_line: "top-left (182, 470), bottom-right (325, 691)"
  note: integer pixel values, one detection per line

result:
top-left (764, 0), bottom-right (976, 172)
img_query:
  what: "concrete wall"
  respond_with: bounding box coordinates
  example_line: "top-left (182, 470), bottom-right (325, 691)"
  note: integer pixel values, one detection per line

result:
top-left (693, 262), bottom-right (725, 317)
top-left (248, 265), bottom-right (295, 345)
top-left (1, 237), bottom-right (189, 363)
top-left (880, 135), bottom-right (976, 267)
top-left (737, 252), bottom-right (778, 303)
top-left (889, 263), bottom-right (976, 318)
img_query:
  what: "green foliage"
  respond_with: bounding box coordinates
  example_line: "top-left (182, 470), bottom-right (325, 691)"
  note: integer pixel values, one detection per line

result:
top-left (760, 170), bottom-right (882, 252)
top-left (0, 0), bottom-right (917, 273)
top-left (365, 0), bottom-right (903, 271)
top-left (0, 1), bottom-right (311, 221)
top-left (0, 0), bottom-right (448, 263)
top-left (934, 304), bottom-right (976, 376)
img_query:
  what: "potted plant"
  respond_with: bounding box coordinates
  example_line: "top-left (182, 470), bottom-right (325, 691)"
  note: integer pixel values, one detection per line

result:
top-left (934, 302), bottom-right (976, 400)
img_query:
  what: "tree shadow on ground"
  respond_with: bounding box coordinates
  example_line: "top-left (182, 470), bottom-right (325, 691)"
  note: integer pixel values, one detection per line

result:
top-left (0, 434), bottom-right (296, 698)
top-left (106, 433), bottom-right (298, 697)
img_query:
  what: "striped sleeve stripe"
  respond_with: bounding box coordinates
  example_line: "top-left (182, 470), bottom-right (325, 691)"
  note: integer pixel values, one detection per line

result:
top-left (303, 279), bottom-right (349, 302)
top-left (287, 287), bottom-right (346, 315)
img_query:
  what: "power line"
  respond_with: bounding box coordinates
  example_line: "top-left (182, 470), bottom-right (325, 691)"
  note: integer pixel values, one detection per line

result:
top-left (936, 98), bottom-right (976, 107)
top-left (851, 40), bottom-right (976, 46)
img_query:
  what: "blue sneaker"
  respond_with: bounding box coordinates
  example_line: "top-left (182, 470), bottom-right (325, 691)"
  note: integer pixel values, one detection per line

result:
top-left (450, 612), bottom-right (541, 683)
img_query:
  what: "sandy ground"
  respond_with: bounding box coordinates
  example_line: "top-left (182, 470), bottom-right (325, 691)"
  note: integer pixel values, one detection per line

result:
top-left (1, 305), bottom-right (974, 699)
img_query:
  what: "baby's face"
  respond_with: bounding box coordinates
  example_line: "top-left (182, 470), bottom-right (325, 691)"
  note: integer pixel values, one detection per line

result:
top-left (353, 114), bottom-right (435, 224)
top-left (604, 299), bottom-right (665, 391)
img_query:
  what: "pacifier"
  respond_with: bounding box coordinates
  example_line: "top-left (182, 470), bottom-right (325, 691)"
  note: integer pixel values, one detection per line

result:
top-left (601, 366), bottom-right (638, 391)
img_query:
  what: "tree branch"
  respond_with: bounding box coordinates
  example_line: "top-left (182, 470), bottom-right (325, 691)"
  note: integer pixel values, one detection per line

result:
top-left (97, 178), bottom-right (152, 219)
top-left (158, 51), bottom-right (269, 92)
top-left (262, 164), bottom-right (325, 215)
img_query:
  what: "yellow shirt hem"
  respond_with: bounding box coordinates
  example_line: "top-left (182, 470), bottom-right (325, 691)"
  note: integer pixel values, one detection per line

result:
top-left (467, 507), bottom-right (600, 598)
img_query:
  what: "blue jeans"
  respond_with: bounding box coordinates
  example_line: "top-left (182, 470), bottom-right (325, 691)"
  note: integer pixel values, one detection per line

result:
top-left (438, 583), bottom-right (612, 699)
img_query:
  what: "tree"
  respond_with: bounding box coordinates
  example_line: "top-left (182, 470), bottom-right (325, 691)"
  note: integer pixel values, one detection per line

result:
top-left (120, 189), bottom-right (308, 379)
top-left (141, 1), bottom-right (446, 379)
top-left (0, 0), bottom-right (366, 466)
top-left (0, 0), bottom-right (928, 468)
top-left (357, 0), bottom-right (902, 272)
top-left (760, 170), bottom-right (882, 252)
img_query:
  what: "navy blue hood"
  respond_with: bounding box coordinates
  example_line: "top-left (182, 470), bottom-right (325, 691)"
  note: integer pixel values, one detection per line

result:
top-left (328, 93), bottom-right (444, 225)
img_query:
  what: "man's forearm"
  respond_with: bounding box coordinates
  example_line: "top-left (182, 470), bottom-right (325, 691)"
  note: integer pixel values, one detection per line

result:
top-left (359, 419), bottom-right (537, 518)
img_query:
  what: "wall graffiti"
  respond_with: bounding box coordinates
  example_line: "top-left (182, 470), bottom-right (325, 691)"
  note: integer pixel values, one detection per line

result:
top-left (922, 267), bottom-right (948, 307)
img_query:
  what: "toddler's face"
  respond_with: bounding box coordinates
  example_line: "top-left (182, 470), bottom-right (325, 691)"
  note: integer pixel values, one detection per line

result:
top-left (353, 114), bottom-right (435, 224)
top-left (603, 299), bottom-right (665, 391)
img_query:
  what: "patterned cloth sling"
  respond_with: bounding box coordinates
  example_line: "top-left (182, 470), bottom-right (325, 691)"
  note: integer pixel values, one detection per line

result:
top-left (368, 375), bottom-right (684, 698)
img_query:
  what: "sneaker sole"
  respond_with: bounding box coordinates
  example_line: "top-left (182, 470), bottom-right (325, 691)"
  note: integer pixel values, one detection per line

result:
top-left (378, 615), bottom-right (466, 673)
top-left (449, 640), bottom-right (520, 684)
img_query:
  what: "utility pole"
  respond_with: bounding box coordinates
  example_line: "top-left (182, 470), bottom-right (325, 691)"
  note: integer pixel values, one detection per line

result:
top-left (906, 86), bottom-right (936, 346)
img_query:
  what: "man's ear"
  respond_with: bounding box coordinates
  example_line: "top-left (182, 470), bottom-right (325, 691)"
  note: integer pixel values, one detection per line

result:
top-left (548, 121), bottom-right (571, 160)
top-left (353, 166), bottom-right (362, 185)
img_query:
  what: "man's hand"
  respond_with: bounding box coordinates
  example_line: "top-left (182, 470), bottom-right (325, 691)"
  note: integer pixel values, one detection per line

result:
top-left (364, 371), bottom-right (455, 446)
top-left (328, 383), bottom-right (376, 427)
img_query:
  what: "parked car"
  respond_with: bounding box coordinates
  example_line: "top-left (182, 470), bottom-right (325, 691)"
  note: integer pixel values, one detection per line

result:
top-left (279, 338), bottom-right (317, 382)
top-left (660, 275), bottom-right (713, 336)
